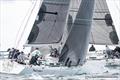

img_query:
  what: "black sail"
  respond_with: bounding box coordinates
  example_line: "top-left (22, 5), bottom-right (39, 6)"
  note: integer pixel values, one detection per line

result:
top-left (59, 0), bottom-right (95, 66)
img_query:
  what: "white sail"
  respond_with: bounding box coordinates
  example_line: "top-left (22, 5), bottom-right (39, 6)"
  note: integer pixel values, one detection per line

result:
top-left (106, 0), bottom-right (120, 44)
top-left (89, 0), bottom-right (119, 45)
top-left (0, 0), bottom-right (43, 51)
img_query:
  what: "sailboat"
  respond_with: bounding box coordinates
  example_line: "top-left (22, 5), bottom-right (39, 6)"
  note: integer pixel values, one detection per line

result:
top-left (88, 0), bottom-right (120, 60)
top-left (0, 0), bottom-right (120, 75)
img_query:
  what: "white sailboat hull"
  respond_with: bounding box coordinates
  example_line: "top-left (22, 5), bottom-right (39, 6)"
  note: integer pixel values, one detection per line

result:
top-left (0, 59), bottom-right (28, 74)
top-left (0, 59), bottom-right (82, 75)
top-left (106, 59), bottom-right (120, 67)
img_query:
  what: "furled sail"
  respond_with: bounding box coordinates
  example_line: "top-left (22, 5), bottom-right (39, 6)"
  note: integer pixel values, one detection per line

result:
top-left (89, 0), bottom-right (119, 45)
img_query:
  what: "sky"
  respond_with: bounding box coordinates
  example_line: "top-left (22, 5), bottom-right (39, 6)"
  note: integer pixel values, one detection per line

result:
top-left (0, 0), bottom-right (39, 51)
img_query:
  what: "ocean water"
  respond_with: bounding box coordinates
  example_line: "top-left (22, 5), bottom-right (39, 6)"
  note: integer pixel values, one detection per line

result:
top-left (0, 59), bottom-right (120, 80)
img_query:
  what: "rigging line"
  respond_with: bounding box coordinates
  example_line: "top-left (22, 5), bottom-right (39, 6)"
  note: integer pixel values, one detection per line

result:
top-left (91, 32), bottom-right (95, 44)
top-left (16, 0), bottom-right (38, 48)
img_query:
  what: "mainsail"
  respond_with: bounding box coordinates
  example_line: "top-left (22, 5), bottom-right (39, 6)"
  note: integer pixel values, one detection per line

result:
top-left (27, 0), bottom-right (71, 44)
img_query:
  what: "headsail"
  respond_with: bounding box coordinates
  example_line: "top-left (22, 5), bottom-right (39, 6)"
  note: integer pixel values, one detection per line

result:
top-left (59, 0), bottom-right (95, 66)
top-left (106, 0), bottom-right (120, 44)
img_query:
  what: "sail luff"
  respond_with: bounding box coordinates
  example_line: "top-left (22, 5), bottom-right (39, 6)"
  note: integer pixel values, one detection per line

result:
top-left (15, 0), bottom-right (43, 50)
